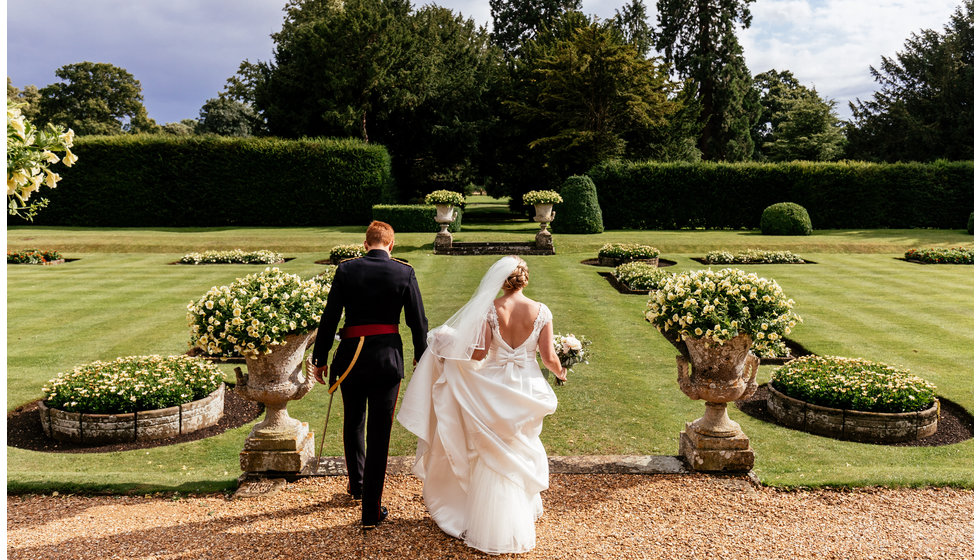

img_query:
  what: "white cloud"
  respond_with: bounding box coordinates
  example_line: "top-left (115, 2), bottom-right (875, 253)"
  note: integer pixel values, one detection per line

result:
top-left (739, 0), bottom-right (964, 117)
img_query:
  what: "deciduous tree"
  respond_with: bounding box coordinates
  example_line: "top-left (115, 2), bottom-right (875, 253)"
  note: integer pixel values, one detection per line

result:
top-left (753, 70), bottom-right (844, 161)
top-left (38, 62), bottom-right (155, 135)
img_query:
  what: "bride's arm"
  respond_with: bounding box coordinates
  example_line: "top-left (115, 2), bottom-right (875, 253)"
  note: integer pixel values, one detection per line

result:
top-left (537, 321), bottom-right (566, 381)
top-left (469, 321), bottom-right (493, 361)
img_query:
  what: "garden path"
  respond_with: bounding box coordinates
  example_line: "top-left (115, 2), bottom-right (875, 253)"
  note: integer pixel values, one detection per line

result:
top-left (7, 474), bottom-right (972, 559)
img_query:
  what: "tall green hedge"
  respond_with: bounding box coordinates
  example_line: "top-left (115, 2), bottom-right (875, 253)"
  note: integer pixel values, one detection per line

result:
top-left (587, 160), bottom-right (974, 229)
top-left (372, 205), bottom-right (462, 233)
top-left (12, 135), bottom-right (395, 226)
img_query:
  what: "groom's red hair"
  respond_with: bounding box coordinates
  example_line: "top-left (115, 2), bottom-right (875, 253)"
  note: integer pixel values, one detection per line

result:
top-left (365, 220), bottom-right (395, 247)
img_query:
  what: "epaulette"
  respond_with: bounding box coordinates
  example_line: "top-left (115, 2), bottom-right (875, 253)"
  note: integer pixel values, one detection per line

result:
top-left (338, 256), bottom-right (363, 265)
top-left (392, 257), bottom-right (412, 267)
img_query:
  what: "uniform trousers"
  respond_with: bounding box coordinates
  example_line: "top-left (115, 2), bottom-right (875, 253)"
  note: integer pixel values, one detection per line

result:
top-left (340, 375), bottom-right (401, 525)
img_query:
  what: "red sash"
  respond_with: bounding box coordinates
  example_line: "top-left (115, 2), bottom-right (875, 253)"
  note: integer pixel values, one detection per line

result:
top-left (340, 323), bottom-right (399, 339)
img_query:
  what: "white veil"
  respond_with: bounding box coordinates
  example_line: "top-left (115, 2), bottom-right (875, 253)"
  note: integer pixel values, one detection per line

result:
top-left (427, 256), bottom-right (520, 361)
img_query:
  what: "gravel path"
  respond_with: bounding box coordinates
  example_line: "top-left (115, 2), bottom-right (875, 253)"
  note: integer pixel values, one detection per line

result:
top-left (7, 474), bottom-right (973, 560)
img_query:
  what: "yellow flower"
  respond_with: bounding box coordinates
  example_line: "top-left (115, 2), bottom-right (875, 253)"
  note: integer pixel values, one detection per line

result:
top-left (9, 116), bottom-right (26, 140)
top-left (60, 129), bottom-right (75, 147)
top-left (62, 148), bottom-right (78, 167)
top-left (44, 170), bottom-right (61, 188)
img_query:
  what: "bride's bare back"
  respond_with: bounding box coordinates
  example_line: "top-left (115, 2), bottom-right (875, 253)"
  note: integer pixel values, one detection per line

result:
top-left (493, 293), bottom-right (539, 349)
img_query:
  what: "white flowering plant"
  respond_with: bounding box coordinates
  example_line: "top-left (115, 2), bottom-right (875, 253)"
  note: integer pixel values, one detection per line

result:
top-left (704, 249), bottom-right (804, 264)
top-left (187, 267), bottom-right (331, 358)
top-left (7, 100), bottom-right (77, 220)
top-left (552, 333), bottom-right (591, 386)
top-left (770, 356), bottom-right (936, 413)
top-left (613, 262), bottom-right (673, 292)
top-left (41, 355), bottom-right (224, 414)
top-left (645, 268), bottom-right (800, 356)
top-left (522, 190), bottom-right (563, 205)
top-left (330, 244), bottom-right (367, 262)
top-left (179, 249), bottom-right (284, 265)
top-left (599, 243), bottom-right (660, 260)
top-left (424, 189), bottom-right (465, 206)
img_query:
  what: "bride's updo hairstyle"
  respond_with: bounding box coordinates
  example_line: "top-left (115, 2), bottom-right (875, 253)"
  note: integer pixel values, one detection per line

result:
top-left (502, 257), bottom-right (529, 292)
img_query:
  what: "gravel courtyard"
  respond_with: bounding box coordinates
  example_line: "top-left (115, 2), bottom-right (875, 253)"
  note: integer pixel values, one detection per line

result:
top-left (7, 473), bottom-right (973, 559)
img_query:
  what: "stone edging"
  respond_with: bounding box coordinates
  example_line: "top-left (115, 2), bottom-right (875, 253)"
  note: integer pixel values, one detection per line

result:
top-left (38, 384), bottom-right (225, 444)
top-left (598, 256), bottom-right (660, 267)
top-left (766, 384), bottom-right (938, 443)
top-left (691, 257), bottom-right (818, 265)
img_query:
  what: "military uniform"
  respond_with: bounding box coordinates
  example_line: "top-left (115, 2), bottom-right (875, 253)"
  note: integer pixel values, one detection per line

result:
top-left (312, 248), bottom-right (428, 526)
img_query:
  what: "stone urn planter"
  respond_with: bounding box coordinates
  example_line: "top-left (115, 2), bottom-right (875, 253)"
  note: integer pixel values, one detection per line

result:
top-left (433, 204), bottom-right (458, 250)
top-left (236, 331), bottom-right (318, 474)
top-left (675, 333), bottom-right (759, 472)
top-left (532, 204), bottom-right (556, 250)
top-left (39, 384), bottom-right (225, 444)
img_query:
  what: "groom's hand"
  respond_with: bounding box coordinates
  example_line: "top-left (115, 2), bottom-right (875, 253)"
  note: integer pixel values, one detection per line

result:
top-left (312, 364), bottom-right (329, 385)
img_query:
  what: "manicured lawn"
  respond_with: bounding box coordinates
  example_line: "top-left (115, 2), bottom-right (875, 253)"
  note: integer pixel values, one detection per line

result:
top-left (6, 202), bottom-right (974, 492)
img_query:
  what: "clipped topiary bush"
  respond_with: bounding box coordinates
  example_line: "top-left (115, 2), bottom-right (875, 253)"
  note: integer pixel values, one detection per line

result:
top-left (968, 212), bottom-right (974, 234)
top-left (371, 204), bottom-right (462, 233)
top-left (760, 202), bottom-right (812, 235)
top-left (552, 175), bottom-right (603, 234)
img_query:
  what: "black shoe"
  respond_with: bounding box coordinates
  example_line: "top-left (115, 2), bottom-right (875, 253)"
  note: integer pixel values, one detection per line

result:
top-left (362, 506), bottom-right (388, 529)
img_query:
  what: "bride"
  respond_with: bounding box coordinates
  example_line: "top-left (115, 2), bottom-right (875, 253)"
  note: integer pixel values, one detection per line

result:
top-left (397, 256), bottom-right (567, 554)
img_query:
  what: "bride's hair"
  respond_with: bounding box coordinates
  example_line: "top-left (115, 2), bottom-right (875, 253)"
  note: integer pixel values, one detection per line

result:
top-left (502, 257), bottom-right (529, 291)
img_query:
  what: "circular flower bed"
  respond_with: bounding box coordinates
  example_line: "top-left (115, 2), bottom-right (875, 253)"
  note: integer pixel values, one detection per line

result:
top-left (423, 189), bottom-right (465, 206)
top-left (41, 355), bottom-right (223, 414)
top-left (329, 244), bottom-right (366, 263)
top-left (704, 249), bottom-right (804, 264)
top-left (613, 262), bottom-right (673, 291)
top-left (8, 248), bottom-right (63, 264)
top-left (770, 356), bottom-right (936, 413)
top-left (904, 247), bottom-right (973, 264)
top-left (179, 249), bottom-right (284, 265)
top-left (645, 268), bottom-right (800, 358)
top-left (522, 190), bottom-right (563, 205)
top-left (187, 267), bottom-right (330, 358)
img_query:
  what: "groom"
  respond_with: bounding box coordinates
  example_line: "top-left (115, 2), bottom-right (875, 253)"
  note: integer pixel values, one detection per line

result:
top-left (310, 221), bottom-right (428, 528)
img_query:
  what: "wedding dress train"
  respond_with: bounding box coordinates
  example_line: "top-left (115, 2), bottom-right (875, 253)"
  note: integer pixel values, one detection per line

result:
top-left (398, 303), bottom-right (557, 554)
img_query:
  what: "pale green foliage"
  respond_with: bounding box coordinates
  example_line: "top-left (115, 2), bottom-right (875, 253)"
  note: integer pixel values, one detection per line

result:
top-left (7, 100), bottom-right (76, 220)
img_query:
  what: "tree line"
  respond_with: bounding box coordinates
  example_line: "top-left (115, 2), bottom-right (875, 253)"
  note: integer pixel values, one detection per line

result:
top-left (8, 0), bottom-right (973, 201)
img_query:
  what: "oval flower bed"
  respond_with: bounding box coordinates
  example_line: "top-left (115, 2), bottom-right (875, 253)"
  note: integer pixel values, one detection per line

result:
top-left (38, 355), bottom-right (225, 444)
top-left (178, 249), bottom-right (284, 265)
top-left (767, 356), bottom-right (939, 443)
top-left (598, 243), bottom-right (660, 266)
top-left (904, 247), bottom-right (973, 264)
top-left (8, 248), bottom-right (65, 265)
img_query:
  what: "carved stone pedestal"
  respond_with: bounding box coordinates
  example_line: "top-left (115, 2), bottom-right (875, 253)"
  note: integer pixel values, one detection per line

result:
top-left (535, 226), bottom-right (553, 250)
top-left (434, 228), bottom-right (453, 251)
top-left (679, 421), bottom-right (755, 472)
top-left (240, 420), bottom-right (315, 473)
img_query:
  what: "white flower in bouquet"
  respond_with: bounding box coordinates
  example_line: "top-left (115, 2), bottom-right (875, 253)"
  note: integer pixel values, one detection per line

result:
top-left (552, 333), bottom-right (591, 386)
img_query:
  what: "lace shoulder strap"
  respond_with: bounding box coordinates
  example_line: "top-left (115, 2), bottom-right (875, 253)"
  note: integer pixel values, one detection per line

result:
top-left (486, 305), bottom-right (499, 330)
top-left (533, 303), bottom-right (552, 335)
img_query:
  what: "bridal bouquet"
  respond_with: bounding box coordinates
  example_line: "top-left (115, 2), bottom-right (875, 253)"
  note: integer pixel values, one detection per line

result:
top-left (552, 333), bottom-right (591, 386)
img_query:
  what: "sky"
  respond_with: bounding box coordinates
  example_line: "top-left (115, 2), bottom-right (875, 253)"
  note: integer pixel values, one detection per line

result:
top-left (5, 0), bottom-right (965, 125)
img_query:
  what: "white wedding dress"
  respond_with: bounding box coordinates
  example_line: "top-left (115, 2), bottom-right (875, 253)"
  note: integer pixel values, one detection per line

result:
top-left (398, 302), bottom-right (558, 555)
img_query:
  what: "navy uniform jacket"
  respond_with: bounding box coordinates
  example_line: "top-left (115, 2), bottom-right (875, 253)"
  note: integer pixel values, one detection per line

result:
top-left (311, 249), bottom-right (428, 383)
